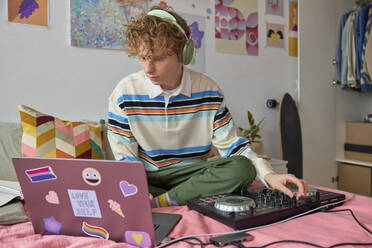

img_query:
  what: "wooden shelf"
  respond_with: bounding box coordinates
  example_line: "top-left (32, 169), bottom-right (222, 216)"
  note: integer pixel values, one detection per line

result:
top-left (335, 158), bottom-right (372, 168)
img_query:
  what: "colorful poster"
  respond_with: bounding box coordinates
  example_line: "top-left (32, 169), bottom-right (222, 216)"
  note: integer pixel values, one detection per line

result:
top-left (288, 37), bottom-right (298, 57)
top-left (266, 22), bottom-right (285, 49)
top-left (289, 0), bottom-right (298, 32)
top-left (215, 0), bottom-right (258, 56)
top-left (70, 0), bottom-right (149, 49)
top-left (181, 13), bottom-right (206, 72)
top-left (150, 0), bottom-right (210, 12)
top-left (8, 0), bottom-right (48, 26)
top-left (265, 0), bottom-right (284, 17)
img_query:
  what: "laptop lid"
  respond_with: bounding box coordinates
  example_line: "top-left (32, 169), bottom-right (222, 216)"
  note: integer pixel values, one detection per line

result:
top-left (153, 212), bottom-right (181, 245)
top-left (12, 157), bottom-right (158, 247)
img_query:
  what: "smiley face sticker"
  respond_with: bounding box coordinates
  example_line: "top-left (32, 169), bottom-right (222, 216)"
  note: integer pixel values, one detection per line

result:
top-left (82, 168), bottom-right (101, 186)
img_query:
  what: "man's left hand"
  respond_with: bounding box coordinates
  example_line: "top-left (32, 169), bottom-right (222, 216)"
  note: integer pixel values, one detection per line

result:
top-left (264, 173), bottom-right (308, 200)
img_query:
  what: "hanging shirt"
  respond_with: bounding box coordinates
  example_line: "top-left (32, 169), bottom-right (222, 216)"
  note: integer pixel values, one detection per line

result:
top-left (360, 7), bottom-right (372, 91)
top-left (341, 12), bottom-right (355, 88)
top-left (336, 11), bottom-right (352, 84)
top-left (347, 11), bottom-right (358, 88)
top-left (355, 5), bottom-right (372, 83)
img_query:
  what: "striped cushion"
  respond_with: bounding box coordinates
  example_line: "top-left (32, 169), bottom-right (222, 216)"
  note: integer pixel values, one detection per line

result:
top-left (18, 105), bottom-right (105, 159)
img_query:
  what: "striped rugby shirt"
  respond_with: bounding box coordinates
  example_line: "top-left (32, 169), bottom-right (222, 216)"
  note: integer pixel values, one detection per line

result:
top-left (108, 67), bottom-right (274, 184)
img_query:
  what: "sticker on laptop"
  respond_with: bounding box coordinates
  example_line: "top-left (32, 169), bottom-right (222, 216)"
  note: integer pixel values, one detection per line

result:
top-left (43, 216), bottom-right (62, 234)
top-left (45, 190), bottom-right (59, 204)
top-left (82, 221), bottom-right (109, 240)
top-left (120, 180), bottom-right (138, 197)
top-left (108, 199), bottom-right (125, 218)
top-left (82, 168), bottom-right (101, 186)
top-left (125, 231), bottom-right (151, 248)
top-left (25, 166), bottom-right (57, 183)
top-left (67, 189), bottom-right (102, 218)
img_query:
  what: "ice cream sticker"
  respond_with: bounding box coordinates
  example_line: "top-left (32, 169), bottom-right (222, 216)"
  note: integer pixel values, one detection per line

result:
top-left (125, 231), bottom-right (151, 248)
top-left (108, 199), bottom-right (125, 218)
top-left (25, 166), bottom-right (57, 183)
top-left (43, 216), bottom-right (62, 234)
top-left (45, 190), bottom-right (59, 204)
top-left (67, 189), bottom-right (102, 218)
top-left (120, 180), bottom-right (138, 197)
top-left (82, 221), bottom-right (109, 239)
top-left (82, 168), bottom-right (101, 186)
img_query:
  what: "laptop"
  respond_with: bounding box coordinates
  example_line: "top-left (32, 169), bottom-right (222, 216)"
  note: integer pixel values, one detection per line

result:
top-left (12, 157), bottom-right (181, 247)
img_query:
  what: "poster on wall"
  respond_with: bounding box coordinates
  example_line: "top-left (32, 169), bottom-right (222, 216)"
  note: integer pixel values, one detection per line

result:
top-left (150, 0), bottom-right (210, 12)
top-left (70, 0), bottom-right (149, 49)
top-left (265, 0), bottom-right (284, 17)
top-left (181, 13), bottom-right (206, 72)
top-left (266, 22), bottom-right (285, 49)
top-left (288, 37), bottom-right (297, 57)
top-left (289, 0), bottom-right (298, 32)
top-left (215, 0), bottom-right (258, 56)
top-left (8, 0), bottom-right (48, 26)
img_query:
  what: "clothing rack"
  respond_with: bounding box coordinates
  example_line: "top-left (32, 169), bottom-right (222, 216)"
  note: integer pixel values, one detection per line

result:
top-left (332, 1), bottom-right (372, 92)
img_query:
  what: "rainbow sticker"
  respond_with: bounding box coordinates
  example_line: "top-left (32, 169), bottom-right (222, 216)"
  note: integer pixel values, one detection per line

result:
top-left (25, 166), bottom-right (57, 183)
top-left (82, 221), bottom-right (109, 240)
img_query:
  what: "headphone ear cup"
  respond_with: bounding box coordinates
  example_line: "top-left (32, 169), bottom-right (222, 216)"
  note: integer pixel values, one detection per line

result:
top-left (181, 39), bottom-right (194, 65)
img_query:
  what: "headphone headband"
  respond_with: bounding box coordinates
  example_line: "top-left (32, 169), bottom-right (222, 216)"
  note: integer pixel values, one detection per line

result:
top-left (147, 9), bottom-right (187, 37)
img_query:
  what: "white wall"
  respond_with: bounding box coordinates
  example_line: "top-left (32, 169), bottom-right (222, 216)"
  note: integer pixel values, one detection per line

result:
top-left (0, 1), bottom-right (297, 160)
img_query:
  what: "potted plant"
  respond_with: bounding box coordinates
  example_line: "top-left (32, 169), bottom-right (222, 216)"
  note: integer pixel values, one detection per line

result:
top-left (238, 111), bottom-right (265, 154)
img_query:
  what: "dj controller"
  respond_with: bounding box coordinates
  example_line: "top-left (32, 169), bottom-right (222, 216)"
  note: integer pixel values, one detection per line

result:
top-left (187, 186), bottom-right (346, 229)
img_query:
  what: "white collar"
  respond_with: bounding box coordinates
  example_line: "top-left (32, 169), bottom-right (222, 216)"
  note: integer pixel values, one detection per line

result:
top-left (145, 67), bottom-right (191, 99)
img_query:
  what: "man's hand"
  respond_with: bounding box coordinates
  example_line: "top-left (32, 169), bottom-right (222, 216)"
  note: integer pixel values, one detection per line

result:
top-left (264, 173), bottom-right (308, 200)
top-left (149, 193), bottom-right (153, 201)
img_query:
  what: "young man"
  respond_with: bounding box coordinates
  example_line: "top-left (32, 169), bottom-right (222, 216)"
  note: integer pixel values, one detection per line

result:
top-left (108, 6), bottom-right (307, 207)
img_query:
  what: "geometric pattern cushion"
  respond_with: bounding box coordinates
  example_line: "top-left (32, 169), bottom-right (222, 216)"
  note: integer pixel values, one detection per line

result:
top-left (18, 104), bottom-right (105, 159)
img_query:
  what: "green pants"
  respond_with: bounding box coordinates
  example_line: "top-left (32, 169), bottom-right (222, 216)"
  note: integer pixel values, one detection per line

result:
top-left (146, 156), bottom-right (257, 205)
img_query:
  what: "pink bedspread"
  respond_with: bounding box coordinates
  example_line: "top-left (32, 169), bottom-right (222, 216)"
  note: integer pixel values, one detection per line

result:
top-left (1, 187), bottom-right (372, 248)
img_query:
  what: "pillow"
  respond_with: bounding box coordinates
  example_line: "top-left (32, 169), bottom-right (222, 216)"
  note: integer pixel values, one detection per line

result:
top-left (18, 105), bottom-right (105, 159)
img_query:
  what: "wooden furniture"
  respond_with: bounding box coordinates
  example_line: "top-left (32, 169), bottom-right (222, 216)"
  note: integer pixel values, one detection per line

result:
top-left (336, 158), bottom-right (372, 197)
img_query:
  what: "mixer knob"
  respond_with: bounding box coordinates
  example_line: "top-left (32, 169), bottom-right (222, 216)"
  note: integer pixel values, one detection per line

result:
top-left (316, 191), bottom-right (320, 201)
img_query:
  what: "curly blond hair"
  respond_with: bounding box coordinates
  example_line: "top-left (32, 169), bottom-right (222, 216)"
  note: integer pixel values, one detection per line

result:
top-left (124, 5), bottom-right (190, 60)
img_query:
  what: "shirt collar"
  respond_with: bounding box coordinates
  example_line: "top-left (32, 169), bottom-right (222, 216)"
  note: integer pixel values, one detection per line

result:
top-left (145, 66), bottom-right (191, 99)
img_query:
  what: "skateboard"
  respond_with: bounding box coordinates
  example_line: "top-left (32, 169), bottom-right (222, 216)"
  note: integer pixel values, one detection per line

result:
top-left (278, 93), bottom-right (303, 178)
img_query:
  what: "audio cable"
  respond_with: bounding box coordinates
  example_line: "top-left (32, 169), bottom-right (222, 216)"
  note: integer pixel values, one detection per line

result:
top-left (158, 194), bottom-right (357, 247)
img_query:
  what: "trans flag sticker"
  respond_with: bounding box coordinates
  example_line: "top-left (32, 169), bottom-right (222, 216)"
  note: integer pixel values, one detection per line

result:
top-left (25, 166), bottom-right (57, 183)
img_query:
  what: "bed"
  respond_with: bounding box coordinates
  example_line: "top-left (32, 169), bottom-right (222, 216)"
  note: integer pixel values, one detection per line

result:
top-left (1, 122), bottom-right (372, 247)
top-left (1, 185), bottom-right (372, 248)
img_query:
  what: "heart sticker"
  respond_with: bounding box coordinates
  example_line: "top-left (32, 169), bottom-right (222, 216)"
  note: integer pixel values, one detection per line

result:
top-left (120, 180), bottom-right (138, 197)
top-left (45, 191), bottom-right (59, 204)
top-left (132, 233), bottom-right (143, 244)
top-left (125, 231), bottom-right (151, 248)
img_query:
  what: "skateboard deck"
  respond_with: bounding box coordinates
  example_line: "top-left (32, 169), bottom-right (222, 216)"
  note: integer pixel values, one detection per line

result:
top-left (279, 93), bottom-right (303, 178)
